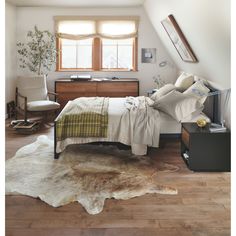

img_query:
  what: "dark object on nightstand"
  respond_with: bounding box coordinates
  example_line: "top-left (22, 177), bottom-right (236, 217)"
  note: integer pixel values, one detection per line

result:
top-left (147, 89), bottom-right (157, 97)
top-left (181, 123), bottom-right (230, 172)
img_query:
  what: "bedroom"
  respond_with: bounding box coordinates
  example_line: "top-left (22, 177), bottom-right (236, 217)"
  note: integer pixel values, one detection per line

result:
top-left (2, 0), bottom-right (233, 235)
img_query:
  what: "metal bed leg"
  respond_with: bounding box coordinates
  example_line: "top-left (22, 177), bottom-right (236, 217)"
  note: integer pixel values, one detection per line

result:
top-left (54, 120), bottom-right (60, 159)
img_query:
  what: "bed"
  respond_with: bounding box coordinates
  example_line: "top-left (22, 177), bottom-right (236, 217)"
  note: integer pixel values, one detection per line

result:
top-left (54, 95), bottom-right (210, 159)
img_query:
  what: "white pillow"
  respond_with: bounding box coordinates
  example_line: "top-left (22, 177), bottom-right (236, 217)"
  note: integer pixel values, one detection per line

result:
top-left (154, 90), bottom-right (204, 122)
top-left (150, 83), bottom-right (176, 102)
top-left (175, 72), bottom-right (194, 92)
top-left (183, 81), bottom-right (210, 104)
top-left (194, 75), bottom-right (209, 85)
top-left (182, 112), bottom-right (211, 123)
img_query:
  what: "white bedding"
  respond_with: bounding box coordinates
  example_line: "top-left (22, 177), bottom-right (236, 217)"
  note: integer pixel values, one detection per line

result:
top-left (159, 111), bottom-right (210, 134)
top-left (56, 97), bottom-right (160, 155)
top-left (56, 97), bottom-right (209, 155)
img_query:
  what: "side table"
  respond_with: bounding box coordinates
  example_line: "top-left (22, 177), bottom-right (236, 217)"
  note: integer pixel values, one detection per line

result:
top-left (181, 122), bottom-right (230, 172)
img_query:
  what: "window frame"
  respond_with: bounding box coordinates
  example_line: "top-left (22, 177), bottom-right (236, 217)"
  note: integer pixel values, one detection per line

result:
top-left (56, 37), bottom-right (138, 72)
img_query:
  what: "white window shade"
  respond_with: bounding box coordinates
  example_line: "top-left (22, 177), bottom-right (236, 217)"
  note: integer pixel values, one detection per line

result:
top-left (98, 20), bottom-right (138, 39)
top-left (54, 16), bottom-right (139, 40)
top-left (56, 20), bottom-right (96, 40)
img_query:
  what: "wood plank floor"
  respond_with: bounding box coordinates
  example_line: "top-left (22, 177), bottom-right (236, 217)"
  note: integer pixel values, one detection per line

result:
top-left (5, 122), bottom-right (230, 236)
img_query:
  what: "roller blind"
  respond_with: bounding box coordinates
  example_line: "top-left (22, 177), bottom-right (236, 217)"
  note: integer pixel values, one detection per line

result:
top-left (54, 16), bottom-right (139, 40)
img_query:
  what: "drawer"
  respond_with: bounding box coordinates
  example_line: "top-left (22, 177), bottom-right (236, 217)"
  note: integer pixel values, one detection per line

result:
top-left (182, 128), bottom-right (190, 148)
top-left (58, 92), bottom-right (97, 100)
top-left (58, 92), bottom-right (97, 109)
top-left (97, 91), bottom-right (138, 97)
top-left (97, 82), bottom-right (138, 94)
top-left (56, 82), bottom-right (97, 93)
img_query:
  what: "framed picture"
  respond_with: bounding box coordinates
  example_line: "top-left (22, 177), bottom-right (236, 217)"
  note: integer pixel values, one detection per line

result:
top-left (141, 48), bottom-right (156, 63)
top-left (161, 15), bottom-right (198, 62)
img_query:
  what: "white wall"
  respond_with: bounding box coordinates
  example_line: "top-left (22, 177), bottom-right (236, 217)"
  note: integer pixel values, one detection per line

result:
top-left (144, 0), bottom-right (231, 128)
top-left (15, 6), bottom-right (177, 95)
top-left (144, 0), bottom-right (231, 89)
top-left (5, 2), bottom-right (17, 113)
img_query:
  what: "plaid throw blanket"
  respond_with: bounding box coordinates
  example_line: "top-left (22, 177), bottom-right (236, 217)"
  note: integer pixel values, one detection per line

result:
top-left (56, 97), bottom-right (109, 141)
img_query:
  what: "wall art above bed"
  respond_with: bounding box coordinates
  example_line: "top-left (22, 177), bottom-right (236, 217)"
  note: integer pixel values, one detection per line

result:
top-left (161, 14), bottom-right (198, 63)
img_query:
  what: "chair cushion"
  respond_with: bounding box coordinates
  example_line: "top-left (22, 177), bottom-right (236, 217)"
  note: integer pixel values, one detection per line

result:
top-left (17, 76), bottom-right (49, 110)
top-left (27, 101), bottom-right (60, 111)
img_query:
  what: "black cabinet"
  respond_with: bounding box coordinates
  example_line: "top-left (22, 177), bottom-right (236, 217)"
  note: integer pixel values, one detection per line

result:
top-left (181, 123), bottom-right (230, 172)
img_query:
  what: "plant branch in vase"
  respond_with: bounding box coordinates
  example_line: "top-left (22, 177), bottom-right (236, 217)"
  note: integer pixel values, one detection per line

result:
top-left (153, 75), bottom-right (166, 89)
top-left (17, 25), bottom-right (57, 76)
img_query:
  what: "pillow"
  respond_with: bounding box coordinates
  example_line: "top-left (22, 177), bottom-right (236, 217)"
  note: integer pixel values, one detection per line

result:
top-left (183, 80), bottom-right (210, 104)
top-left (154, 90), bottom-right (204, 122)
top-left (174, 72), bottom-right (194, 92)
top-left (193, 75), bottom-right (209, 85)
top-left (182, 112), bottom-right (211, 123)
top-left (150, 83), bottom-right (176, 102)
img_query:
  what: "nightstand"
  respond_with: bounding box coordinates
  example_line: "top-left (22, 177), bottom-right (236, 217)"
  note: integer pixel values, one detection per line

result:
top-left (181, 123), bottom-right (230, 172)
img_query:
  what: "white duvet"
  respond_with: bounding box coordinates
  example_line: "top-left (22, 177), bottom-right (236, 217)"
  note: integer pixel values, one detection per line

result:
top-left (56, 97), bottom-right (160, 155)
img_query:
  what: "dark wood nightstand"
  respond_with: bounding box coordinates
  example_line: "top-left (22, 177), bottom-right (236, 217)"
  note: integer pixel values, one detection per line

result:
top-left (181, 123), bottom-right (231, 172)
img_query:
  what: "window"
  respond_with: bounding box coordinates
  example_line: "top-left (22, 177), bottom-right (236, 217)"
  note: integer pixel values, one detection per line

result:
top-left (55, 16), bottom-right (139, 71)
top-left (61, 38), bottom-right (93, 69)
top-left (102, 38), bottom-right (134, 70)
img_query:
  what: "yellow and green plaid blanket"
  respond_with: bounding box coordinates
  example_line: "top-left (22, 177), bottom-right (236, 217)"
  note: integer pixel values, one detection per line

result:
top-left (56, 97), bottom-right (109, 141)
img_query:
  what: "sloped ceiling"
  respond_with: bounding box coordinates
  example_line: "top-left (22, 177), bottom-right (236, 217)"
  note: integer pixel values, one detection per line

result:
top-left (144, 0), bottom-right (231, 89)
top-left (6, 0), bottom-right (145, 7)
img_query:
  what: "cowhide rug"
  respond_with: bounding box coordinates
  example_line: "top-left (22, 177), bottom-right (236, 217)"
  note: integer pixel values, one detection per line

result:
top-left (6, 135), bottom-right (178, 214)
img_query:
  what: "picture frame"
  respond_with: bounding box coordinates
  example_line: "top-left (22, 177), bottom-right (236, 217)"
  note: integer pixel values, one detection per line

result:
top-left (161, 14), bottom-right (198, 62)
top-left (141, 48), bottom-right (156, 63)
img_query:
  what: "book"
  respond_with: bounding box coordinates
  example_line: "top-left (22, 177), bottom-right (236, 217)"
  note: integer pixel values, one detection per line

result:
top-left (209, 127), bottom-right (227, 133)
top-left (10, 119), bottom-right (30, 126)
top-left (70, 74), bottom-right (91, 80)
top-left (13, 121), bottom-right (39, 129)
top-left (91, 77), bottom-right (112, 81)
top-left (210, 123), bottom-right (222, 128)
top-left (209, 123), bottom-right (227, 132)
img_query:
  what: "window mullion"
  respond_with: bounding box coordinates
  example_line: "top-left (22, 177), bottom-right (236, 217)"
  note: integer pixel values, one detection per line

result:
top-left (116, 42), bottom-right (119, 68)
top-left (76, 41), bottom-right (79, 68)
top-left (93, 37), bottom-right (101, 70)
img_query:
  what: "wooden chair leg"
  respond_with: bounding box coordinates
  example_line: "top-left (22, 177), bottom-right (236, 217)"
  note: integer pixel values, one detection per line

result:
top-left (45, 112), bottom-right (48, 122)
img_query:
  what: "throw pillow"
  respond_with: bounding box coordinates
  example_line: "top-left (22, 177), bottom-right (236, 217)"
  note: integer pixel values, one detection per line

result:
top-left (174, 72), bottom-right (194, 92)
top-left (154, 90), bottom-right (204, 122)
top-left (183, 80), bottom-right (210, 104)
top-left (150, 83), bottom-right (176, 102)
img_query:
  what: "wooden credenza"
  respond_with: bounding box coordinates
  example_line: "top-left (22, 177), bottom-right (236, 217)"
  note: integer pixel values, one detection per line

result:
top-left (55, 78), bottom-right (139, 109)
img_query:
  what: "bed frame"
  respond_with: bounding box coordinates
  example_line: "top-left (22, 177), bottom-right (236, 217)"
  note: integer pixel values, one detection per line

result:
top-left (54, 85), bottom-right (219, 159)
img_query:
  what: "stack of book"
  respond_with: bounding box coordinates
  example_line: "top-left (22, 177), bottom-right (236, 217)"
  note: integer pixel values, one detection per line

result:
top-left (13, 121), bottom-right (40, 134)
top-left (70, 74), bottom-right (91, 80)
top-left (209, 123), bottom-right (227, 133)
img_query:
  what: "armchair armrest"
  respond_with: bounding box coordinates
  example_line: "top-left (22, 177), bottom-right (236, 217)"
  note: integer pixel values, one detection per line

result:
top-left (16, 90), bottom-right (27, 99)
top-left (15, 87), bottom-right (27, 110)
top-left (48, 91), bottom-right (58, 96)
top-left (48, 91), bottom-right (59, 102)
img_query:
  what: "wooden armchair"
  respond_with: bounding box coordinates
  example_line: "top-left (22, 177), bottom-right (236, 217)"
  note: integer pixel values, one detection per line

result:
top-left (15, 75), bottom-right (60, 123)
